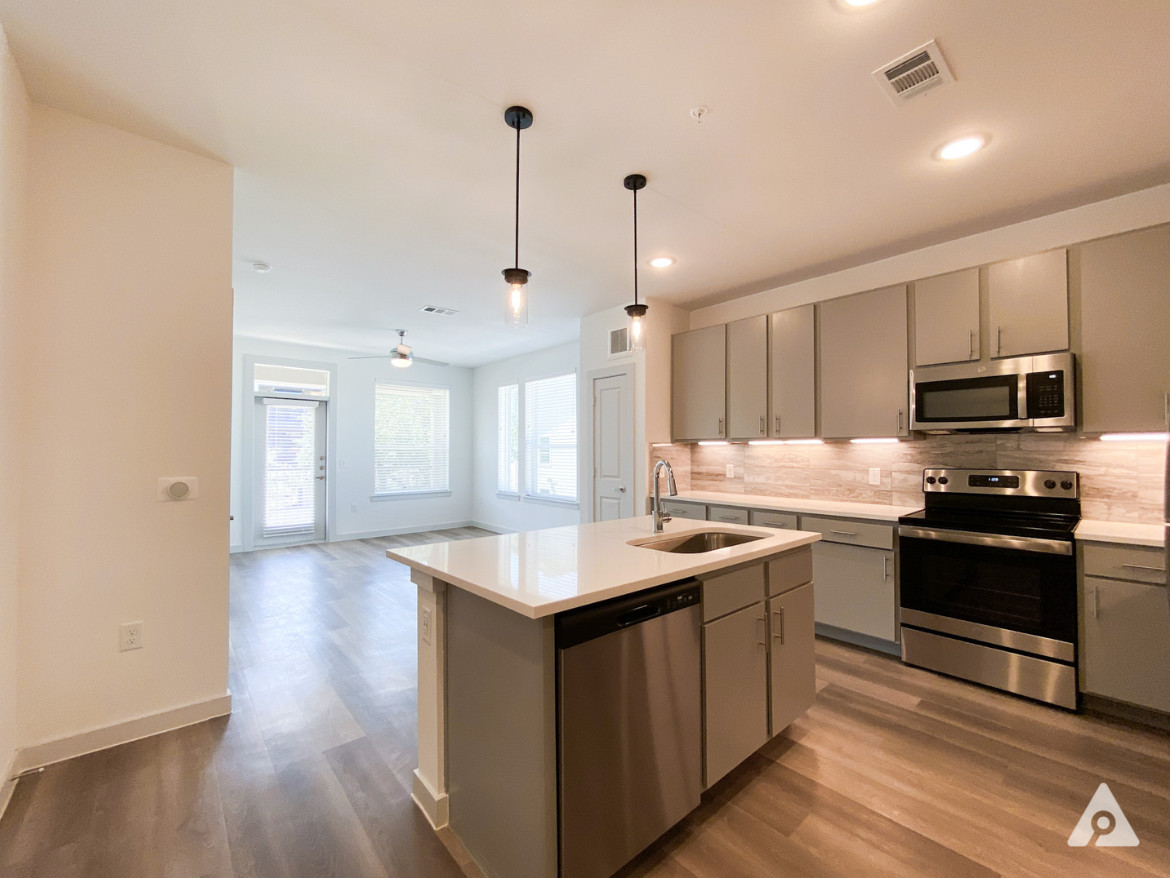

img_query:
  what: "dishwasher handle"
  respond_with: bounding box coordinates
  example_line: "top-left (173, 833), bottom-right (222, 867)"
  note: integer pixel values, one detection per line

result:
top-left (617, 604), bottom-right (660, 628)
top-left (555, 579), bottom-right (701, 650)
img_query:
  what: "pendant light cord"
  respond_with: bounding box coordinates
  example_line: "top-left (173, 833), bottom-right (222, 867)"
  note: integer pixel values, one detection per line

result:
top-left (632, 185), bottom-right (639, 306)
top-left (513, 123), bottom-right (521, 270)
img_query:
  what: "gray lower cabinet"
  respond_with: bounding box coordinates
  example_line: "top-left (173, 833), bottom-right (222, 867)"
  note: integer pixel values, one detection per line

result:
top-left (1080, 542), bottom-right (1170, 713)
top-left (660, 499), bottom-right (706, 520)
top-left (702, 601), bottom-right (769, 787)
top-left (707, 505), bottom-right (749, 525)
top-left (810, 540), bottom-right (896, 642)
top-left (768, 581), bottom-right (815, 733)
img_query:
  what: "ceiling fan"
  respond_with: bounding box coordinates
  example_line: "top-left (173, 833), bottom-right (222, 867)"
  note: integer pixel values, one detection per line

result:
top-left (348, 330), bottom-right (449, 368)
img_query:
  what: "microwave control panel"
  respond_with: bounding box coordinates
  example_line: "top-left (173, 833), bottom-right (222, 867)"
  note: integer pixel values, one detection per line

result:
top-left (1026, 370), bottom-right (1065, 418)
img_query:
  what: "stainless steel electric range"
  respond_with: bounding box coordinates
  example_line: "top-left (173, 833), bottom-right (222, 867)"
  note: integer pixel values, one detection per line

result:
top-left (897, 468), bottom-right (1081, 710)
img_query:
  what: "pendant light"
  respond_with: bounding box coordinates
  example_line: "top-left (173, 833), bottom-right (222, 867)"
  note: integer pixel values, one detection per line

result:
top-left (623, 173), bottom-right (648, 351)
top-left (502, 106), bottom-right (533, 326)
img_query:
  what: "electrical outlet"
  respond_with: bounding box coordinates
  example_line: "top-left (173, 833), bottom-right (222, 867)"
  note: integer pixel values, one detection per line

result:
top-left (726, 464), bottom-right (735, 478)
top-left (421, 608), bottom-right (432, 645)
top-left (350, 504), bottom-right (358, 513)
top-left (119, 621), bottom-right (144, 651)
top-left (869, 467), bottom-right (881, 486)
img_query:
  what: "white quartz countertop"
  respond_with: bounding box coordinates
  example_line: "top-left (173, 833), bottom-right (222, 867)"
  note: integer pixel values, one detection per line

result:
top-left (387, 516), bottom-right (820, 619)
top-left (1076, 519), bottom-right (1165, 548)
top-left (671, 490), bottom-right (922, 522)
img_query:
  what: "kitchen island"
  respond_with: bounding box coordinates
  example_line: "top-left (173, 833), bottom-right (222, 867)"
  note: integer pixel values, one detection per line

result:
top-left (388, 515), bottom-right (820, 878)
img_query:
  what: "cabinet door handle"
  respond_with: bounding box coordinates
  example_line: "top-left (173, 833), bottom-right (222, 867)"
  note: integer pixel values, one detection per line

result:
top-left (775, 415), bottom-right (781, 434)
top-left (756, 616), bottom-right (767, 647)
top-left (969, 329), bottom-right (976, 360)
top-left (717, 417), bottom-right (724, 437)
top-left (1093, 584), bottom-right (1100, 619)
top-left (883, 554), bottom-right (890, 580)
top-left (897, 409), bottom-right (904, 432)
top-left (996, 326), bottom-right (1003, 357)
top-left (760, 416), bottom-right (766, 435)
top-left (772, 609), bottom-right (785, 645)
top-left (1121, 564), bottom-right (1166, 573)
top-left (830, 530), bottom-right (857, 537)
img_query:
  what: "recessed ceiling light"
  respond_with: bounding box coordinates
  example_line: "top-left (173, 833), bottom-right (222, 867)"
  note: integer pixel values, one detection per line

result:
top-left (251, 261), bottom-right (271, 273)
top-left (649, 257), bottom-right (675, 268)
top-left (936, 134), bottom-right (988, 161)
top-left (843, 0), bottom-right (881, 6)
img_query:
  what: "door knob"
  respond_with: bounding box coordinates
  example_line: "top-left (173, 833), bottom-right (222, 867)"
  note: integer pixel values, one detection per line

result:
top-left (315, 475), bottom-right (325, 480)
top-left (617, 486), bottom-right (626, 493)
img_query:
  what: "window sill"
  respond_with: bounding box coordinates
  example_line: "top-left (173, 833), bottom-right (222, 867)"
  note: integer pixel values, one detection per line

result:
top-left (523, 495), bottom-right (579, 509)
top-left (370, 490), bottom-right (453, 502)
top-left (496, 492), bottom-right (521, 502)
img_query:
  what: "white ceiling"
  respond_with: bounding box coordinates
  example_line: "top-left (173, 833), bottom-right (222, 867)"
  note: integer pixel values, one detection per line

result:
top-left (3, 0), bottom-right (1169, 366)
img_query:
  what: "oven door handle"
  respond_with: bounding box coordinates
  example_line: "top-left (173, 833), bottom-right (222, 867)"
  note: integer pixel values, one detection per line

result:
top-left (898, 525), bottom-right (1073, 556)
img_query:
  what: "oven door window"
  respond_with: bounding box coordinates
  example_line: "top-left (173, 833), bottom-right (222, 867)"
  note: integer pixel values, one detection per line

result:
top-left (915, 375), bottom-right (1019, 423)
top-left (899, 536), bottom-right (1076, 643)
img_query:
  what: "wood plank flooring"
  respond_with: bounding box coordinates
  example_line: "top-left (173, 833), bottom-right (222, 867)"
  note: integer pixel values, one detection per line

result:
top-left (2, 530), bottom-right (1168, 877)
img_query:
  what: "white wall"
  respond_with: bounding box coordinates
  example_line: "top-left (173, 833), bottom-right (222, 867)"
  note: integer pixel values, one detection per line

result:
top-left (0, 23), bottom-right (29, 801)
top-left (232, 336), bottom-right (474, 547)
top-left (471, 342), bottom-right (581, 532)
top-left (18, 105), bottom-right (234, 751)
top-left (690, 182), bottom-right (1170, 328)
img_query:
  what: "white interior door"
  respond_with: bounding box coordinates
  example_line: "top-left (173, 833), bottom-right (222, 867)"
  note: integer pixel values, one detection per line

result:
top-left (253, 398), bottom-right (327, 547)
top-left (592, 372), bottom-right (633, 521)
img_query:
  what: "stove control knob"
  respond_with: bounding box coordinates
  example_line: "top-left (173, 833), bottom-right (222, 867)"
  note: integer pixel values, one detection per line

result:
top-left (1043, 479), bottom-right (1056, 489)
top-left (1061, 479), bottom-right (1073, 491)
top-left (938, 477), bottom-right (949, 485)
top-left (925, 476), bottom-right (936, 485)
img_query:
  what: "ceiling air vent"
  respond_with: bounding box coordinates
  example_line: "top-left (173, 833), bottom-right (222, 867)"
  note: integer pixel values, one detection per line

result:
top-left (420, 305), bottom-right (459, 316)
top-left (873, 40), bottom-right (955, 106)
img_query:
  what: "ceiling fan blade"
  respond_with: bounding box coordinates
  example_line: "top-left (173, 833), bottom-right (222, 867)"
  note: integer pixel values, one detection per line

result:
top-left (413, 356), bottom-right (450, 367)
top-left (347, 354), bottom-right (393, 359)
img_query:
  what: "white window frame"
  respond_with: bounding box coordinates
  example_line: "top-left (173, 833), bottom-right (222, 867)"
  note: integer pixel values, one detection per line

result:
top-left (522, 371), bottom-right (578, 506)
top-left (497, 382), bottom-right (520, 498)
top-left (372, 381), bottom-right (451, 499)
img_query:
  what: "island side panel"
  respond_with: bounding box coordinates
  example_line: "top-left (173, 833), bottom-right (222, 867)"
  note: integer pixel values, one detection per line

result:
top-left (411, 570), bottom-right (448, 827)
top-left (447, 585), bottom-right (558, 878)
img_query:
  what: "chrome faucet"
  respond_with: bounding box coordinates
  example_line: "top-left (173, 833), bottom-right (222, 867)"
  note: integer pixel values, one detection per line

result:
top-left (652, 459), bottom-right (678, 534)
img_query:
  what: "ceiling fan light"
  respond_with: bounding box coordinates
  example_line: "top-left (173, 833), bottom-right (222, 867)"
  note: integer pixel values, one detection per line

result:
top-left (391, 353), bottom-right (413, 368)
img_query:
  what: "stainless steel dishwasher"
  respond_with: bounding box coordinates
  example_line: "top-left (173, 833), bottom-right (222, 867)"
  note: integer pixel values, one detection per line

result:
top-left (556, 579), bottom-right (702, 878)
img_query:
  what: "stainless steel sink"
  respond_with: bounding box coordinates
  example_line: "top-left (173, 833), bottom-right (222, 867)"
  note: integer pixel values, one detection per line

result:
top-left (635, 531), bottom-right (764, 554)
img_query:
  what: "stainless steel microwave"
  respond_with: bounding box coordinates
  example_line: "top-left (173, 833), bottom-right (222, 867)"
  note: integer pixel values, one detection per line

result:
top-left (909, 352), bottom-right (1076, 432)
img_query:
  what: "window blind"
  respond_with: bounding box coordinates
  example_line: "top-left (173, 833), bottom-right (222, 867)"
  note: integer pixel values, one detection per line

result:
top-left (374, 384), bottom-right (450, 495)
top-left (525, 373), bottom-right (577, 502)
top-left (262, 403), bottom-right (318, 536)
top-left (497, 384), bottom-right (519, 494)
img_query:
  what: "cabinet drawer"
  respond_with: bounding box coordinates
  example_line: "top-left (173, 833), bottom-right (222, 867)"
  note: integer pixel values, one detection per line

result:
top-left (707, 505), bottom-right (749, 525)
top-left (700, 564), bottom-right (766, 621)
top-left (767, 548), bottom-right (813, 597)
top-left (801, 515), bottom-right (893, 550)
top-left (1083, 544), bottom-right (1166, 585)
top-left (661, 500), bottom-right (706, 520)
top-left (749, 510), bottom-right (799, 530)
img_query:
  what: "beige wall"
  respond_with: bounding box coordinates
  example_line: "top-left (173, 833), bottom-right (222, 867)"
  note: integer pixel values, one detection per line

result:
top-left (17, 106), bottom-right (234, 748)
top-left (0, 24), bottom-right (29, 794)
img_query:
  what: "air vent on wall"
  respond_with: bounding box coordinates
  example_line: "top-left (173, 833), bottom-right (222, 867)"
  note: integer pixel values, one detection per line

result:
top-left (609, 326), bottom-right (630, 357)
top-left (873, 39), bottom-right (955, 106)
top-left (420, 305), bottom-right (459, 316)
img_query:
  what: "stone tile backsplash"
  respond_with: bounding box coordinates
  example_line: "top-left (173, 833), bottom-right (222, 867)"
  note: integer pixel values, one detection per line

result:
top-left (649, 435), bottom-right (1166, 522)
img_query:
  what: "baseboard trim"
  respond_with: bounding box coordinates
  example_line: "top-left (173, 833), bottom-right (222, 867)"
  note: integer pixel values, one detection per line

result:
top-left (815, 624), bottom-right (901, 657)
top-left (467, 520), bottom-right (513, 534)
top-left (1082, 693), bottom-right (1170, 732)
top-left (14, 692), bottom-right (233, 774)
top-left (0, 749), bottom-right (17, 822)
top-left (412, 768), bottom-right (449, 829)
top-left (332, 520), bottom-right (482, 542)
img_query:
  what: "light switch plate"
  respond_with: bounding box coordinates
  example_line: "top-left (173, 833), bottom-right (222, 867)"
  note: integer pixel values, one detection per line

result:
top-left (726, 464), bottom-right (735, 478)
top-left (869, 467), bottom-right (881, 486)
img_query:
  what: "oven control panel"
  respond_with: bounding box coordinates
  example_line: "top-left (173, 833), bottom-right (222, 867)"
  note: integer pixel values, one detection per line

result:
top-left (922, 468), bottom-right (1078, 498)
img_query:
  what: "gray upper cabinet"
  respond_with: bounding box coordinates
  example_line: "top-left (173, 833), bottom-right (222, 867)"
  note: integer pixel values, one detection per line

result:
top-left (727, 315), bottom-right (769, 440)
top-left (819, 285), bottom-right (909, 439)
top-left (1079, 224), bottom-right (1170, 433)
top-left (672, 325), bottom-right (727, 441)
top-left (913, 268), bottom-right (980, 366)
top-left (769, 305), bottom-right (816, 438)
top-left (987, 249), bottom-right (1069, 358)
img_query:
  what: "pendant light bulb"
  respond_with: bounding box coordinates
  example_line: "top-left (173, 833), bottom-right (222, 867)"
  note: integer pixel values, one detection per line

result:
top-left (502, 106), bottom-right (533, 327)
top-left (623, 173), bottom-right (649, 352)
